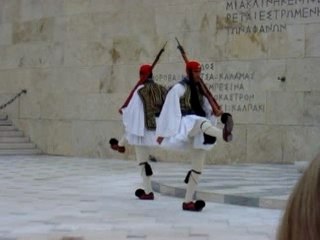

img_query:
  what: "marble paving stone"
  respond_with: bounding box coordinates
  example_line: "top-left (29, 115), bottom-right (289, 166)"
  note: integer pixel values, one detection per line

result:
top-left (152, 161), bottom-right (299, 209)
top-left (0, 155), bottom-right (282, 239)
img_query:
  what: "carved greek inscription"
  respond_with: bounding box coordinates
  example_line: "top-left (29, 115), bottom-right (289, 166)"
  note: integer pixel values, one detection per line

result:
top-left (225, 0), bottom-right (320, 34)
top-left (202, 65), bottom-right (263, 113)
top-left (155, 62), bottom-right (265, 113)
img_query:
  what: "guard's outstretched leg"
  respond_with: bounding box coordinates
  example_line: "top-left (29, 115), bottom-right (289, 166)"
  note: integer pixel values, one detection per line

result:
top-left (135, 146), bottom-right (154, 200)
top-left (183, 149), bottom-right (206, 211)
top-left (200, 118), bottom-right (232, 143)
top-left (189, 118), bottom-right (232, 144)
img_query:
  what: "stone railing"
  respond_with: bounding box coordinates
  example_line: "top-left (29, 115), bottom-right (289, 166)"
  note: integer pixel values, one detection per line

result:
top-left (0, 89), bottom-right (27, 119)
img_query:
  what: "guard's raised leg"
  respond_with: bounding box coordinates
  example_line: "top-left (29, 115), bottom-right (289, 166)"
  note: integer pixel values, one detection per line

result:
top-left (199, 119), bottom-right (233, 143)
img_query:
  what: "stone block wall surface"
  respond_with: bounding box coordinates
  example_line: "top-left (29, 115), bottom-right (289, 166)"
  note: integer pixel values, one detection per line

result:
top-left (0, 0), bottom-right (319, 163)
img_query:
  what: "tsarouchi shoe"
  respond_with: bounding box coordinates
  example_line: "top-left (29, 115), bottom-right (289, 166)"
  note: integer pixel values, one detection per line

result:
top-left (135, 188), bottom-right (154, 200)
top-left (221, 113), bottom-right (233, 142)
top-left (109, 138), bottom-right (119, 150)
top-left (109, 138), bottom-right (126, 153)
top-left (182, 200), bottom-right (205, 211)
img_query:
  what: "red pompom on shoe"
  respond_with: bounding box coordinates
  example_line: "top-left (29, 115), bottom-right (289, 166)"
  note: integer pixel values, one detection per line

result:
top-left (135, 189), bottom-right (154, 200)
top-left (182, 200), bottom-right (205, 211)
top-left (109, 138), bottom-right (119, 151)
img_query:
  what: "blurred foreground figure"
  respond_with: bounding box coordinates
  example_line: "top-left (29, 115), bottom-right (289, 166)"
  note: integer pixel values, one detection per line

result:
top-left (277, 152), bottom-right (320, 240)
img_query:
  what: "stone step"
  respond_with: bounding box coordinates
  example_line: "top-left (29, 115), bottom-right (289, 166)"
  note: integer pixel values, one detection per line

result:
top-left (0, 142), bottom-right (36, 149)
top-left (0, 125), bottom-right (15, 131)
top-left (0, 136), bottom-right (29, 143)
top-left (0, 120), bottom-right (12, 126)
top-left (0, 116), bottom-right (41, 155)
top-left (0, 148), bottom-right (41, 155)
top-left (0, 131), bottom-right (24, 137)
top-left (0, 114), bottom-right (8, 120)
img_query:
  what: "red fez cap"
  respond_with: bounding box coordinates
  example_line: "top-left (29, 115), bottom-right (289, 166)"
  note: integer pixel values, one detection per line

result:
top-left (186, 61), bottom-right (201, 74)
top-left (186, 61), bottom-right (201, 73)
top-left (139, 64), bottom-right (152, 78)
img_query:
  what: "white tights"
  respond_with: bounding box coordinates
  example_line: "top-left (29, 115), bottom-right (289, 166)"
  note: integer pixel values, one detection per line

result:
top-left (135, 146), bottom-right (153, 194)
top-left (188, 119), bottom-right (223, 142)
top-left (184, 149), bottom-right (206, 203)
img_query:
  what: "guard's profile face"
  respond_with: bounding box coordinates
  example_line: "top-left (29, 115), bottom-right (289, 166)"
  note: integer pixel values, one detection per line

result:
top-left (192, 69), bottom-right (201, 82)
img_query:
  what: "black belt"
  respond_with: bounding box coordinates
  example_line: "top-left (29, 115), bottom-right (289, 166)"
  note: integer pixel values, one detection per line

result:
top-left (181, 110), bottom-right (195, 116)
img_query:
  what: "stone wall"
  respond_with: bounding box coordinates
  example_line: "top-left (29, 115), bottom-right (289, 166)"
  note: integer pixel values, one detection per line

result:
top-left (0, 0), bottom-right (319, 163)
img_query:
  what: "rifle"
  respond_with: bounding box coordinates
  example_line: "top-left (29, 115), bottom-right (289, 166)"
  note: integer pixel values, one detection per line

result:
top-left (119, 42), bottom-right (167, 113)
top-left (175, 37), bottom-right (223, 117)
top-left (175, 37), bottom-right (189, 64)
top-left (152, 41), bottom-right (167, 68)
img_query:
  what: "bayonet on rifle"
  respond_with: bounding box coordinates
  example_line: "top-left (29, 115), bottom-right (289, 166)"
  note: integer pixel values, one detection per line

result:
top-left (152, 41), bottom-right (167, 69)
top-left (175, 37), bottom-right (189, 63)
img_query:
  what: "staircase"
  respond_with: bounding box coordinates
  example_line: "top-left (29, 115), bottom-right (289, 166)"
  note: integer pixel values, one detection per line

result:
top-left (0, 116), bottom-right (41, 155)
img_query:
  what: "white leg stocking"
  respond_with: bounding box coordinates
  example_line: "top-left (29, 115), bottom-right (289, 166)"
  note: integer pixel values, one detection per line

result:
top-left (189, 119), bottom-right (223, 142)
top-left (135, 146), bottom-right (153, 194)
top-left (200, 121), bottom-right (222, 141)
top-left (184, 149), bottom-right (206, 203)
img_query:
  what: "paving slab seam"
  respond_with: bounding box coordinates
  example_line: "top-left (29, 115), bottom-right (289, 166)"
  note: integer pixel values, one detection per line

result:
top-left (151, 181), bottom-right (287, 209)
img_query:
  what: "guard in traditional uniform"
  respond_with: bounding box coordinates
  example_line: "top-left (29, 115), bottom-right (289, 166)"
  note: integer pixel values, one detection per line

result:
top-left (119, 64), bottom-right (167, 200)
top-left (156, 60), bottom-right (233, 211)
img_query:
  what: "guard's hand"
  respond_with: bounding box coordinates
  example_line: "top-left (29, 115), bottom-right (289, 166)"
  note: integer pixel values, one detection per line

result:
top-left (157, 136), bottom-right (164, 144)
top-left (212, 109), bottom-right (223, 116)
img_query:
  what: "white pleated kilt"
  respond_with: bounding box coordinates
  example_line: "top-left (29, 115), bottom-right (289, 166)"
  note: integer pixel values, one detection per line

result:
top-left (160, 115), bottom-right (216, 151)
top-left (126, 115), bottom-right (216, 151)
top-left (126, 130), bottom-right (158, 147)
